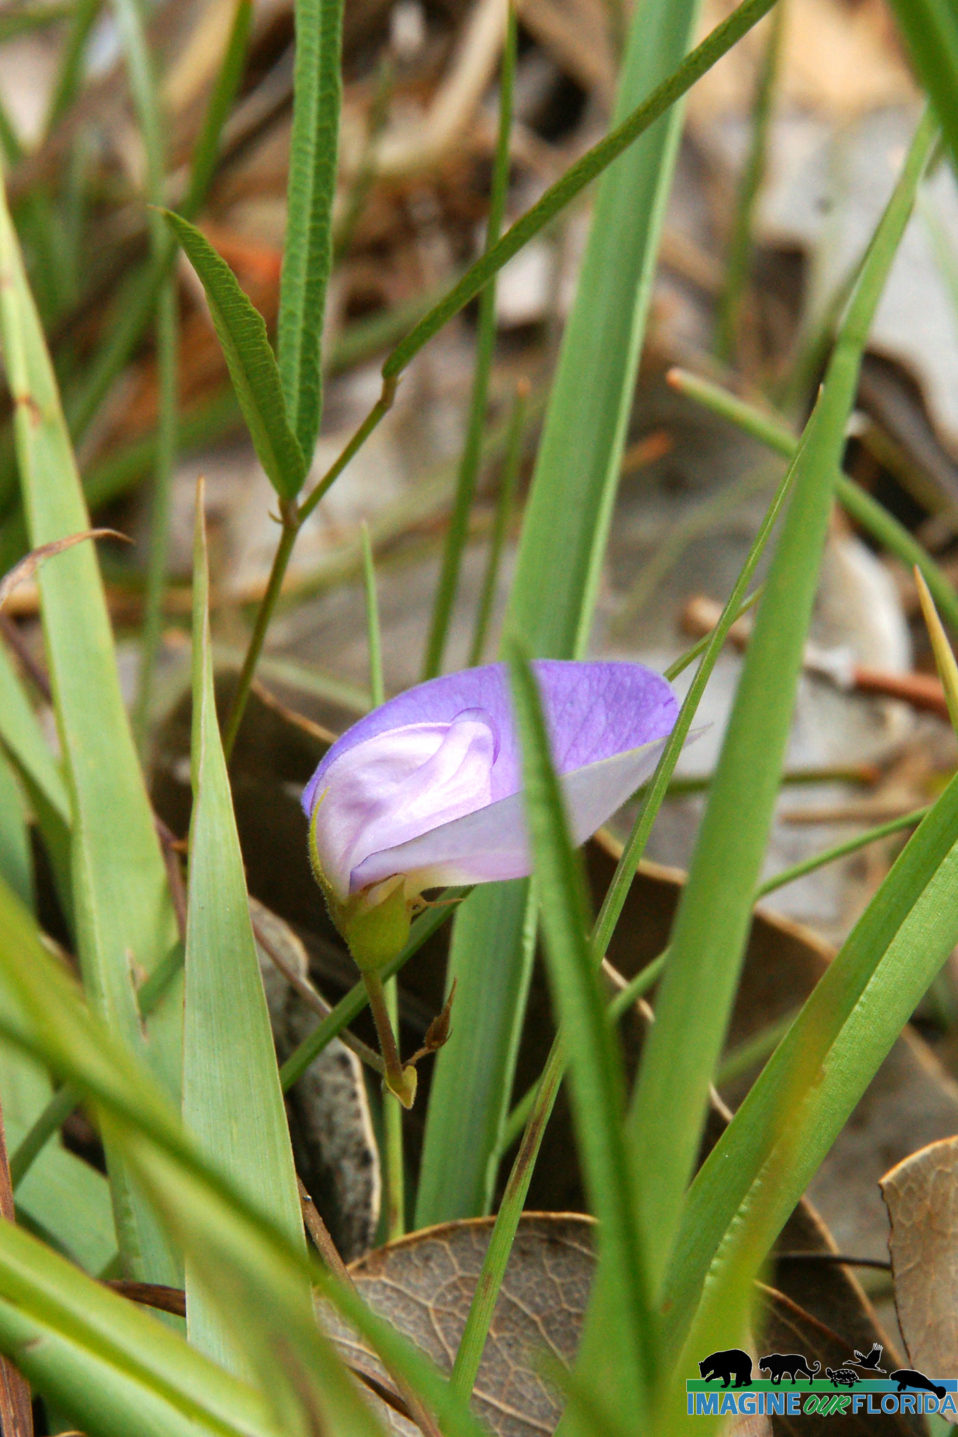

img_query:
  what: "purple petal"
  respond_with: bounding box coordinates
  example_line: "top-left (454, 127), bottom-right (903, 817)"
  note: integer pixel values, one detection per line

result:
top-left (351, 735), bottom-right (671, 891)
top-left (304, 661), bottom-right (676, 808)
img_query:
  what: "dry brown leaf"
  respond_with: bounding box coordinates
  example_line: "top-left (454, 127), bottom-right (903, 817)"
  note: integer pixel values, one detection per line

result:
top-left (880, 1136), bottom-right (958, 1423)
top-left (321, 1214), bottom-right (595, 1437)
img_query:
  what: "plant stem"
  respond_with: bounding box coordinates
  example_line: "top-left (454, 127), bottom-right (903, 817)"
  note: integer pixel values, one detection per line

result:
top-left (362, 967), bottom-right (416, 1108)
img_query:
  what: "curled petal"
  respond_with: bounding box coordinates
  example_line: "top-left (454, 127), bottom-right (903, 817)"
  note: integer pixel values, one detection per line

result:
top-left (312, 709), bottom-right (498, 900)
top-left (351, 735), bottom-right (670, 891)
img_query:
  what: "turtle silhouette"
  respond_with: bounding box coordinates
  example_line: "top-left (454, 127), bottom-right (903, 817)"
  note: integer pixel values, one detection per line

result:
top-left (846, 1344), bottom-right (886, 1373)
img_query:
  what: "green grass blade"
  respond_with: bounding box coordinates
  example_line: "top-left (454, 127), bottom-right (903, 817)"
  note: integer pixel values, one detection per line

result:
top-left (0, 878), bottom-right (484, 1437)
top-left (0, 748), bottom-right (31, 907)
top-left (277, 0), bottom-right (345, 457)
top-left (418, 0), bottom-right (703, 1229)
top-left (626, 108), bottom-right (937, 1302)
top-left (414, 879), bottom-right (536, 1225)
top-left (184, 487), bottom-right (310, 1376)
top-left (667, 768), bottom-right (958, 1363)
top-left (505, 644), bottom-right (655, 1428)
top-left (668, 366), bottom-right (958, 638)
top-left (887, 0), bottom-right (958, 170)
top-left (165, 212), bottom-right (306, 500)
top-left (0, 1220), bottom-right (285, 1437)
top-left (0, 167), bottom-right (183, 1282)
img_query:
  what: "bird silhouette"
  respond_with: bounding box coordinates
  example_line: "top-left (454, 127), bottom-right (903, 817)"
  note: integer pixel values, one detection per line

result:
top-left (846, 1345), bottom-right (886, 1373)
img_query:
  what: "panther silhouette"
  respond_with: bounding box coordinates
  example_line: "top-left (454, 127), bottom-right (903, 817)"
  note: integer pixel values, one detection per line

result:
top-left (759, 1353), bottom-right (820, 1385)
top-left (698, 1349), bottom-right (752, 1389)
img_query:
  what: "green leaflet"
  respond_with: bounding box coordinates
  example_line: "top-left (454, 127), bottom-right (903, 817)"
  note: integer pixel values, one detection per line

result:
top-left (277, 0), bottom-right (345, 458)
top-left (164, 212), bottom-right (306, 499)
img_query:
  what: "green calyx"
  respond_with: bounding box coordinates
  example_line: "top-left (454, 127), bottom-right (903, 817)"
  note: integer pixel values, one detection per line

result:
top-left (308, 796), bottom-right (412, 972)
top-left (338, 878), bottom-right (412, 973)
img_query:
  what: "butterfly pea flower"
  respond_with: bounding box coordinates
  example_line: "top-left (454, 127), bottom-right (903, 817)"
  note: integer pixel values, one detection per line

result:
top-left (304, 659), bottom-right (677, 964)
top-left (303, 659), bottom-right (676, 1105)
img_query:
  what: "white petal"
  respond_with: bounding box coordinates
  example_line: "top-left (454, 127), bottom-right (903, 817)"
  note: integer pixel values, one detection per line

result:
top-left (313, 710), bottom-right (498, 899)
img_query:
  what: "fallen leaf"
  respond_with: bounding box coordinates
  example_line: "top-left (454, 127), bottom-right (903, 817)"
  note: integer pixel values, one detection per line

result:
top-left (880, 1136), bottom-right (958, 1424)
top-left (322, 1214), bottom-right (595, 1437)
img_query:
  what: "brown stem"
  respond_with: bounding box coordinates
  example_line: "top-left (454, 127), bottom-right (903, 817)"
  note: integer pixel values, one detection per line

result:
top-left (362, 967), bottom-right (416, 1108)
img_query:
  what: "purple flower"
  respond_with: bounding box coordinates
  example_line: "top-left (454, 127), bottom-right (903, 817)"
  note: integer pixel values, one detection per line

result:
top-left (303, 661), bottom-right (677, 934)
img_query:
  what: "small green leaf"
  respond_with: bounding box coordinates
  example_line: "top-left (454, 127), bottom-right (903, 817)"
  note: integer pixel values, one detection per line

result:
top-left (277, 0), bottom-right (345, 457)
top-left (164, 210), bottom-right (306, 499)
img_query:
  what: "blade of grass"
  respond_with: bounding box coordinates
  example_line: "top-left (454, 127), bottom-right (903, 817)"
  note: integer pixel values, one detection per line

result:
top-left (667, 366), bottom-right (958, 638)
top-left (626, 108), bottom-right (937, 1306)
top-left (360, 522), bottom-right (405, 1237)
top-left (504, 644), bottom-right (655, 1427)
top-left (418, 0), bottom-right (705, 1229)
top-left (886, 0), bottom-right (958, 172)
top-left (277, 0), bottom-right (344, 458)
top-left (164, 212), bottom-right (306, 500)
top-left (468, 376), bottom-right (527, 665)
top-left (0, 878), bottom-right (486, 1437)
top-left (0, 1220), bottom-right (288, 1437)
top-left (184, 484), bottom-right (310, 1378)
top-left (0, 167), bottom-right (183, 1281)
top-left (422, 0), bottom-right (516, 677)
top-left (713, 0), bottom-right (783, 361)
top-left (0, 750), bottom-right (31, 908)
top-left (0, 641), bottom-right (71, 907)
top-left (667, 766), bottom-right (958, 1371)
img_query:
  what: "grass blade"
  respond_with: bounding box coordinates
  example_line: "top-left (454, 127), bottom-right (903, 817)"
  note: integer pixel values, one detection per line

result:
top-left (418, 0), bottom-right (703, 1228)
top-left (626, 108), bottom-right (937, 1301)
top-left (505, 644), bottom-right (654, 1429)
top-left (164, 212), bottom-right (306, 500)
top-left (668, 768), bottom-right (958, 1367)
top-left (0, 1220), bottom-right (285, 1437)
top-left (887, 0), bottom-right (958, 170)
top-left (184, 485), bottom-right (311, 1377)
top-left (0, 878), bottom-right (485, 1437)
top-left (277, 0), bottom-right (345, 457)
top-left (0, 167), bottom-right (183, 1282)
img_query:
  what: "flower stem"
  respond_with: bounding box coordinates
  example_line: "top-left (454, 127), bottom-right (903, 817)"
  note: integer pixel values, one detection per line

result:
top-left (222, 500), bottom-right (300, 761)
top-left (362, 967), bottom-right (416, 1108)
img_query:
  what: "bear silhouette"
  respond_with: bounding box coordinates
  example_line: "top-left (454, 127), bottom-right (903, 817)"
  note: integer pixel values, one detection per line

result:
top-left (759, 1353), bottom-right (820, 1384)
top-left (698, 1349), bottom-right (752, 1389)
top-left (890, 1369), bottom-right (946, 1399)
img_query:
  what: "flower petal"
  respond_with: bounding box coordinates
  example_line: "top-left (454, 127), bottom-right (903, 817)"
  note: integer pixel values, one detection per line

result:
top-left (312, 709), bottom-right (498, 899)
top-left (350, 734), bottom-right (670, 892)
top-left (303, 660), bottom-right (677, 814)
